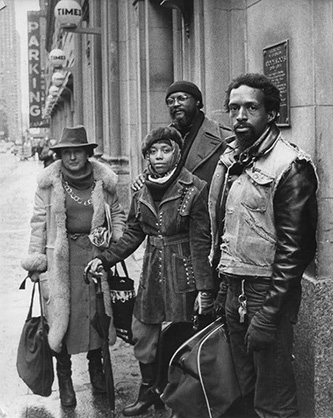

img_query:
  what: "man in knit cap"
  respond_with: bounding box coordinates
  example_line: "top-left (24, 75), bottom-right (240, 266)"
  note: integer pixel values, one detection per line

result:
top-left (133, 80), bottom-right (231, 188)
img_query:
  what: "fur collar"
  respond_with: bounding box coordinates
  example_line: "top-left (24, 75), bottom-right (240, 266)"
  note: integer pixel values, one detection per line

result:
top-left (37, 159), bottom-right (118, 193)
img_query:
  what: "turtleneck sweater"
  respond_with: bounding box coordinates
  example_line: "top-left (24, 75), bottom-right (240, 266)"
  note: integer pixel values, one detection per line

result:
top-left (61, 161), bottom-right (95, 234)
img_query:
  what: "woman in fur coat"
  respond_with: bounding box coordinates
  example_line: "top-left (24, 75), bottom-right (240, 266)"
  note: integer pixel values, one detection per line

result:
top-left (21, 126), bottom-right (126, 408)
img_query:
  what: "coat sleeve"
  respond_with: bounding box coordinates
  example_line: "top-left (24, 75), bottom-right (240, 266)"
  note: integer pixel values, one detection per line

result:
top-left (189, 183), bottom-right (215, 291)
top-left (108, 193), bottom-right (127, 242)
top-left (98, 195), bottom-right (146, 269)
top-left (258, 159), bottom-right (318, 324)
top-left (21, 189), bottom-right (48, 273)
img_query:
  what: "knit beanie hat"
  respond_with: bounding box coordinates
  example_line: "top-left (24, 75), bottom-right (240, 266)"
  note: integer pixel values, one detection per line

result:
top-left (165, 81), bottom-right (203, 108)
top-left (142, 126), bottom-right (183, 157)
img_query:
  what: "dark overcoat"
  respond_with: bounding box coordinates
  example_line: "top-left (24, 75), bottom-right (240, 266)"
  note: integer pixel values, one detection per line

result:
top-left (101, 167), bottom-right (214, 324)
top-left (183, 116), bottom-right (231, 185)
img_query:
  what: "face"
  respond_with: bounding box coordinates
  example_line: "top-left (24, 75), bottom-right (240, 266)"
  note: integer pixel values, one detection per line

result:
top-left (61, 147), bottom-right (89, 173)
top-left (147, 141), bottom-right (175, 175)
top-left (166, 92), bottom-right (199, 130)
top-left (228, 85), bottom-right (276, 151)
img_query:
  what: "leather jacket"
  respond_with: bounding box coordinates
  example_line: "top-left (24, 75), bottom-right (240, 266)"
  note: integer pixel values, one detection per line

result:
top-left (209, 124), bottom-right (318, 323)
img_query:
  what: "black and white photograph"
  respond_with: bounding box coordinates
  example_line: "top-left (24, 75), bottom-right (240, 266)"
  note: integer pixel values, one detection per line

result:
top-left (0, 1), bottom-right (331, 418)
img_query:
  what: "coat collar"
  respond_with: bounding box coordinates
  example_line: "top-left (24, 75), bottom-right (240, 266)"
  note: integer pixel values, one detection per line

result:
top-left (219, 123), bottom-right (281, 169)
top-left (137, 168), bottom-right (195, 215)
top-left (37, 159), bottom-right (118, 194)
top-left (184, 117), bottom-right (229, 173)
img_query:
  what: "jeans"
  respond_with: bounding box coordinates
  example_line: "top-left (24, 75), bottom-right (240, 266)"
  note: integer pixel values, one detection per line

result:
top-left (225, 277), bottom-right (299, 418)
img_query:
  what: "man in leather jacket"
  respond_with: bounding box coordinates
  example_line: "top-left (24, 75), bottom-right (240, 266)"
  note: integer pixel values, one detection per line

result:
top-left (210, 73), bottom-right (318, 418)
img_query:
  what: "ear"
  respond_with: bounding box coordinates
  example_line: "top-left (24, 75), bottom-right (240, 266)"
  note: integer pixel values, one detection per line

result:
top-left (267, 110), bottom-right (277, 123)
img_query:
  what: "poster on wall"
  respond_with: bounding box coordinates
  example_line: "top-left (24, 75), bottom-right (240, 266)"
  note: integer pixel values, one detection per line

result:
top-left (263, 40), bottom-right (290, 127)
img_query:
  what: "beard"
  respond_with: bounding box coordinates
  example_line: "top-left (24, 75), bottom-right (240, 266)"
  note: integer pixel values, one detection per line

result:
top-left (234, 124), bottom-right (257, 152)
top-left (170, 107), bottom-right (198, 132)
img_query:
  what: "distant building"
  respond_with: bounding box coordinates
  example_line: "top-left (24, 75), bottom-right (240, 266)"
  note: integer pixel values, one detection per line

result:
top-left (0, 0), bottom-right (22, 142)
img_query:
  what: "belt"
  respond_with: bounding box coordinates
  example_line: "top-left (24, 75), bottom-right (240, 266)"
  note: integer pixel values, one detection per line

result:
top-left (225, 274), bottom-right (270, 284)
top-left (148, 234), bottom-right (189, 248)
top-left (68, 233), bottom-right (89, 240)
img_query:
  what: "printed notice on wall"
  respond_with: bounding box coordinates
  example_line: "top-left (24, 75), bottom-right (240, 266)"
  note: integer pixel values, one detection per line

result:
top-left (263, 40), bottom-right (290, 127)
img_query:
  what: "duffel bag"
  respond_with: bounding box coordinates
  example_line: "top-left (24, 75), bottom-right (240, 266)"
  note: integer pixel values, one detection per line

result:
top-left (161, 317), bottom-right (240, 418)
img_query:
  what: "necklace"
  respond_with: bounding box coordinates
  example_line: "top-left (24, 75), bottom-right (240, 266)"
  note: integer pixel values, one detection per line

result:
top-left (63, 181), bottom-right (93, 206)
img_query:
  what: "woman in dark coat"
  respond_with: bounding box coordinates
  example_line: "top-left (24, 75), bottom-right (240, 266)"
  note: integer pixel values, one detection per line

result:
top-left (86, 126), bottom-right (215, 416)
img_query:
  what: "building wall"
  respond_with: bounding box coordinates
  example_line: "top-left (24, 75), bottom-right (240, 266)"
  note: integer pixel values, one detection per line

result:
top-left (213, 1), bottom-right (332, 416)
top-left (43, 1), bottom-right (333, 414)
top-left (158, 0), bottom-right (333, 415)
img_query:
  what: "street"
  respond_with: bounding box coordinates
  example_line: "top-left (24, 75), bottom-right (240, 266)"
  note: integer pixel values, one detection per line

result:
top-left (0, 152), bottom-right (170, 418)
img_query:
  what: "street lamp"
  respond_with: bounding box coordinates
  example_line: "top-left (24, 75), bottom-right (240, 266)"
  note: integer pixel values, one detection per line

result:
top-left (49, 48), bottom-right (67, 68)
top-left (54, 0), bottom-right (101, 35)
top-left (51, 71), bottom-right (66, 87)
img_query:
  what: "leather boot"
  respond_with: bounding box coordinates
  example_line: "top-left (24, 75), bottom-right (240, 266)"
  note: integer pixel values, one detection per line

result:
top-left (122, 362), bottom-right (165, 416)
top-left (87, 348), bottom-right (106, 393)
top-left (55, 346), bottom-right (76, 408)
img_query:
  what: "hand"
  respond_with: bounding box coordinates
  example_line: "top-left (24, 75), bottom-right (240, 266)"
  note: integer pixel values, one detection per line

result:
top-left (245, 312), bottom-right (277, 354)
top-left (214, 279), bottom-right (228, 318)
top-left (193, 312), bottom-right (215, 331)
top-left (131, 173), bottom-right (145, 192)
top-left (29, 272), bottom-right (40, 282)
top-left (84, 258), bottom-right (104, 284)
top-left (194, 291), bottom-right (215, 315)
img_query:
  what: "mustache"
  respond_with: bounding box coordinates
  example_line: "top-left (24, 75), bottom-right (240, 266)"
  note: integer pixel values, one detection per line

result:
top-left (234, 123), bottom-right (252, 130)
top-left (171, 108), bottom-right (184, 116)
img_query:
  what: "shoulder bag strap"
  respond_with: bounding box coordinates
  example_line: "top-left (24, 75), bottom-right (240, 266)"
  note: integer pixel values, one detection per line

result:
top-left (113, 260), bottom-right (129, 278)
top-left (120, 260), bottom-right (129, 278)
top-left (20, 276), bottom-right (45, 324)
top-left (25, 282), bottom-right (36, 321)
top-left (37, 280), bottom-right (46, 331)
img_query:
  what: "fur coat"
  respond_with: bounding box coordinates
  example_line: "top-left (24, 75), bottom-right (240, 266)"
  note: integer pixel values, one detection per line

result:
top-left (21, 159), bottom-right (126, 353)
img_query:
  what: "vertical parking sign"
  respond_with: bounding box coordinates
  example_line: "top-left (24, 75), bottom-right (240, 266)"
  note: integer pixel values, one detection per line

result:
top-left (28, 11), bottom-right (47, 127)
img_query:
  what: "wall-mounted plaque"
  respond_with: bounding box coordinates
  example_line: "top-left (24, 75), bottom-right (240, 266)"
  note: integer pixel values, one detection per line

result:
top-left (263, 40), bottom-right (290, 127)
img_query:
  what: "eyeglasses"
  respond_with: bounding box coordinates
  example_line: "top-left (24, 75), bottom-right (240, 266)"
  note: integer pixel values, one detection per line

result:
top-left (166, 94), bottom-right (190, 107)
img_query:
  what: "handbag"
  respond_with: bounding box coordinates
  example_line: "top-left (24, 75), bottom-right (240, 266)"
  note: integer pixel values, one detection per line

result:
top-left (16, 278), bottom-right (54, 397)
top-left (89, 202), bottom-right (112, 250)
top-left (161, 317), bottom-right (241, 418)
top-left (108, 260), bottom-right (136, 345)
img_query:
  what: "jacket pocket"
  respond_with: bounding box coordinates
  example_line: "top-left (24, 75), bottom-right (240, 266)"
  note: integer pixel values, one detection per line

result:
top-left (172, 253), bottom-right (196, 293)
top-left (242, 168), bottom-right (274, 211)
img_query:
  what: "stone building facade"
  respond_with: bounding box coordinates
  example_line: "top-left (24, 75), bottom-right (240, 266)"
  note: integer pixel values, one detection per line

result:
top-left (41, 1), bottom-right (333, 416)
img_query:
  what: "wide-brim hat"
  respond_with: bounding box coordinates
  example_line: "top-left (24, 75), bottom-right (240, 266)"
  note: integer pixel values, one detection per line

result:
top-left (50, 125), bottom-right (98, 150)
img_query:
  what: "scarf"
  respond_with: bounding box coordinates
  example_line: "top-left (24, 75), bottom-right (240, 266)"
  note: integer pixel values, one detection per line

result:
top-left (145, 163), bottom-right (183, 206)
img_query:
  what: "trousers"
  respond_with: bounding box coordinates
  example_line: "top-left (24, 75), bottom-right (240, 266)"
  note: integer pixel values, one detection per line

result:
top-left (132, 316), bottom-right (161, 364)
top-left (225, 277), bottom-right (299, 418)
